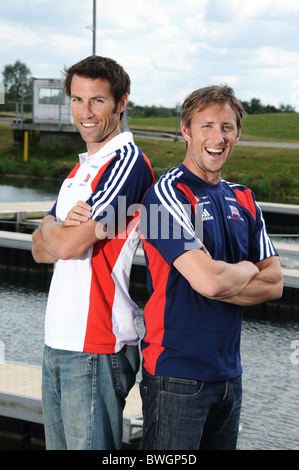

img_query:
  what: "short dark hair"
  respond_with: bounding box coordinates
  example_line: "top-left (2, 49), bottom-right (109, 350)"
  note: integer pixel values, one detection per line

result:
top-left (64, 55), bottom-right (131, 109)
top-left (181, 84), bottom-right (246, 132)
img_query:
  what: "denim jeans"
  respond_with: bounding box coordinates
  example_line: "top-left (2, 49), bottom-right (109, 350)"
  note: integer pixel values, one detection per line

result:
top-left (139, 367), bottom-right (242, 450)
top-left (42, 345), bottom-right (139, 450)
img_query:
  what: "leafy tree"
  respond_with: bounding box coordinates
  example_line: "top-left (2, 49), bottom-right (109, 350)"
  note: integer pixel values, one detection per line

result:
top-left (241, 97), bottom-right (295, 114)
top-left (128, 101), bottom-right (176, 118)
top-left (2, 60), bottom-right (32, 102)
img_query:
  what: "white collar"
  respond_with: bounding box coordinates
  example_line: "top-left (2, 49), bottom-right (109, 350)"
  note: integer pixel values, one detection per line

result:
top-left (79, 132), bottom-right (133, 164)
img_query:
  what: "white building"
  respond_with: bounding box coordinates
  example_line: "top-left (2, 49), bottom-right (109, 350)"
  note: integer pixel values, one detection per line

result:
top-left (32, 77), bottom-right (73, 127)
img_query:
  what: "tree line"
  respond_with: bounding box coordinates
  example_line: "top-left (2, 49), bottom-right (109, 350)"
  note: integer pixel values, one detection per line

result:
top-left (240, 97), bottom-right (295, 114)
top-left (1, 60), bottom-right (297, 115)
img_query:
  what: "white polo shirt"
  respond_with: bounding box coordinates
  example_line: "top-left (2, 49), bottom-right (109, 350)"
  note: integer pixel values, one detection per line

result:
top-left (44, 132), bottom-right (154, 354)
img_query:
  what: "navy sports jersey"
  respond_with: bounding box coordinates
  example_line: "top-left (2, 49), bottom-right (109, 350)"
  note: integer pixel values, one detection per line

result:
top-left (140, 163), bottom-right (277, 381)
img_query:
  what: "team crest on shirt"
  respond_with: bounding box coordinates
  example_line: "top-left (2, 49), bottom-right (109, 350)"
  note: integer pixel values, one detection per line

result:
top-left (227, 205), bottom-right (244, 221)
top-left (80, 173), bottom-right (91, 187)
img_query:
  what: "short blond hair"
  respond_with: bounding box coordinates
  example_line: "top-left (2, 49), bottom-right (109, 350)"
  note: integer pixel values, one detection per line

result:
top-left (181, 85), bottom-right (245, 132)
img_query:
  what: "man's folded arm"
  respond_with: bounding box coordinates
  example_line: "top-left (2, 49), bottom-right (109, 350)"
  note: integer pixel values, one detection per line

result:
top-left (217, 255), bottom-right (283, 306)
top-left (173, 248), bottom-right (259, 300)
top-left (32, 214), bottom-right (106, 262)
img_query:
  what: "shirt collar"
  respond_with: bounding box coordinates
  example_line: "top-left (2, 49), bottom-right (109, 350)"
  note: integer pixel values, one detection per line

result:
top-left (79, 131), bottom-right (133, 164)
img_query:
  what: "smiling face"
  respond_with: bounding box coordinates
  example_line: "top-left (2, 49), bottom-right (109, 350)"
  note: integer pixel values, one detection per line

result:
top-left (181, 103), bottom-right (241, 184)
top-left (70, 74), bottom-right (128, 155)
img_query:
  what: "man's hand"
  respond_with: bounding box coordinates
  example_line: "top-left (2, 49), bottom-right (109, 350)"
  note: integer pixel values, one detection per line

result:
top-left (64, 201), bottom-right (92, 226)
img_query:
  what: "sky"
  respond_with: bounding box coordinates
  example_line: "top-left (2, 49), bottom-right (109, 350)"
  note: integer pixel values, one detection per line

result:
top-left (1, 0), bottom-right (299, 110)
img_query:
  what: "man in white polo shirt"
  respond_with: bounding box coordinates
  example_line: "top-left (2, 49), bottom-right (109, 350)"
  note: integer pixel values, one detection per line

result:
top-left (32, 55), bottom-right (154, 450)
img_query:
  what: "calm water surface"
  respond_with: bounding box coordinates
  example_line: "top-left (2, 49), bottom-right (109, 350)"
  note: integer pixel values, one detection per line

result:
top-left (1, 275), bottom-right (299, 450)
top-left (0, 177), bottom-right (58, 203)
top-left (0, 181), bottom-right (299, 450)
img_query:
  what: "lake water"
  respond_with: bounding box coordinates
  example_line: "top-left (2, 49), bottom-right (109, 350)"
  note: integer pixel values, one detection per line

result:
top-left (0, 180), bottom-right (299, 450)
top-left (0, 176), bottom-right (59, 203)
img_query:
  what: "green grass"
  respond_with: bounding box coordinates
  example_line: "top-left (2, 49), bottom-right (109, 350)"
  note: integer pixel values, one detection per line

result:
top-left (0, 116), bottom-right (299, 202)
top-left (135, 138), bottom-right (299, 202)
top-left (0, 123), bottom-right (14, 150)
top-left (129, 116), bottom-right (179, 133)
top-left (0, 124), bottom-right (84, 181)
top-left (129, 112), bottom-right (299, 143)
top-left (221, 146), bottom-right (299, 202)
top-left (241, 113), bottom-right (299, 142)
top-left (135, 138), bottom-right (184, 168)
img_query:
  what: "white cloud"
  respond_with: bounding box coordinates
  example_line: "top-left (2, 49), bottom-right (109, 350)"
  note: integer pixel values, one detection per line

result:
top-left (256, 47), bottom-right (299, 67)
top-left (99, 0), bottom-right (168, 33)
top-left (211, 75), bottom-right (239, 87)
top-left (205, 0), bottom-right (299, 21)
top-left (1, 0), bottom-right (299, 109)
top-left (233, 0), bottom-right (299, 18)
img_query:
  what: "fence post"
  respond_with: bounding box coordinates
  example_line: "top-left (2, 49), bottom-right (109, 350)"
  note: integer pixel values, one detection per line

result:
top-left (24, 131), bottom-right (29, 162)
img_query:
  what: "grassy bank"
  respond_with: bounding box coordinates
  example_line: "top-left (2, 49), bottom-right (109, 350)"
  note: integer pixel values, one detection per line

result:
top-left (135, 137), bottom-right (299, 202)
top-left (129, 112), bottom-right (299, 143)
top-left (0, 114), bottom-right (298, 202)
top-left (241, 113), bottom-right (299, 142)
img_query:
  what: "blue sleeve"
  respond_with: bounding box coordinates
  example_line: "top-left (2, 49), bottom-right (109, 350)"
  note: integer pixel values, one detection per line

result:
top-left (140, 183), bottom-right (201, 266)
top-left (48, 201), bottom-right (57, 217)
top-left (86, 144), bottom-right (154, 232)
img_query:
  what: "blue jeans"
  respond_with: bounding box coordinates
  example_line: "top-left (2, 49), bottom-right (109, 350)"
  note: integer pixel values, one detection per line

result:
top-left (139, 367), bottom-right (242, 450)
top-left (42, 345), bottom-right (139, 450)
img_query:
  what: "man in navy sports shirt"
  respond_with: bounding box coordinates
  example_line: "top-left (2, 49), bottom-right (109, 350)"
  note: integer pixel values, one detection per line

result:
top-left (139, 85), bottom-right (283, 450)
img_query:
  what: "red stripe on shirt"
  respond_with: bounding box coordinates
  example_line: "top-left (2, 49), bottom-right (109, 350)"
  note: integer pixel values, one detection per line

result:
top-left (141, 237), bottom-right (170, 375)
top-left (83, 213), bottom-right (140, 353)
top-left (83, 237), bottom-right (125, 353)
top-left (66, 163), bottom-right (80, 179)
top-left (143, 153), bottom-right (155, 184)
top-left (234, 188), bottom-right (256, 220)
top-left (176, 182), bottom-right (198, 214)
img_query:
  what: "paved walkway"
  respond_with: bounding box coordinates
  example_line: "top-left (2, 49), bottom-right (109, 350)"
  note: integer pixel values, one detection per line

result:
top-left (238, 139), bottom-right (299, 149)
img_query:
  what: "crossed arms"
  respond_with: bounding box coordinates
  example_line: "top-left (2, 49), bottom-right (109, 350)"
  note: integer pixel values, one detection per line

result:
top-left (32, 201), bottom-right (283, 307)
top-left (173, 248), bottom-right (283, 306)
top-left (32, 201), bottom-right (105, 263)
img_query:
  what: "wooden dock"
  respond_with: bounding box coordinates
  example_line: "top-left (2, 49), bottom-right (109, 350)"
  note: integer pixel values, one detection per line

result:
top-left (0, 200), bottom-right (298, 288)
top-left (0, 229), bottom-right (298, 287)
top-left (1, 199), bottom-right (299, 218)
top-left (0, 361), bottom-right (142, 445)
top-left (0, 200), bottom-right (54, 224)
top-left (0, 200), bottom-right (298, 445)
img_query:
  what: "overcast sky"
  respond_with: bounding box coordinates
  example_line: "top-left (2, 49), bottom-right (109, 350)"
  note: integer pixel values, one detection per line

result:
top-left (1, 0), bottom-right (299, 110)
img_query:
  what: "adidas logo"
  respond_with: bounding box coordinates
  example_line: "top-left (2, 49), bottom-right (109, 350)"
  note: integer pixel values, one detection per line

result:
top-left (202, 208), bottom-right (214, 221)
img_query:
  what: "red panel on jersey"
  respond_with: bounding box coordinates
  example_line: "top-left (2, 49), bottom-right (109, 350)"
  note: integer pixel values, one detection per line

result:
top-left (234, 188), bottom-right (256, 220)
